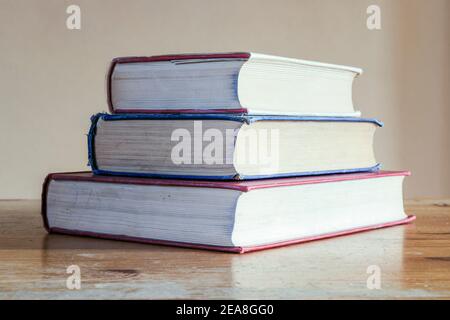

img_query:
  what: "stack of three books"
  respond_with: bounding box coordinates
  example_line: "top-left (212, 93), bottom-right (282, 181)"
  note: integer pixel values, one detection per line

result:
top-left (42, 52), bottom-right (414, 253)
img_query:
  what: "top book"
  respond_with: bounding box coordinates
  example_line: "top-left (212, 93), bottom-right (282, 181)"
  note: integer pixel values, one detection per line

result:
top-left (107, 52), bottom-right (362, 116)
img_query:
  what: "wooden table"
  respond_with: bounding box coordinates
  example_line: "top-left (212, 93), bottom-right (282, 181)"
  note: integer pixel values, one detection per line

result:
top-left (0, 199), bottom-right (449, 299)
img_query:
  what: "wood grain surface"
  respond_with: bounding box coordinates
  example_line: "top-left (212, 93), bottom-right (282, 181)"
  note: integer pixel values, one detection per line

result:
top-left (0, 199), bottom-right (449, 299)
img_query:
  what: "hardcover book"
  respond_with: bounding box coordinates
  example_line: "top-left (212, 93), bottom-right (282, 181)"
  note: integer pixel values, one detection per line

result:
top-left (107, 52), bottom-right (362, 116)
top-left (42, 171), bottom-right (414, 253)
top-left (88, 113), bottom-right (382, 180)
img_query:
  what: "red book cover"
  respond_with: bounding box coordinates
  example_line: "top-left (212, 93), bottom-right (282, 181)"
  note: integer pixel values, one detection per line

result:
top-left (42, 171), bottom-right (415, 253)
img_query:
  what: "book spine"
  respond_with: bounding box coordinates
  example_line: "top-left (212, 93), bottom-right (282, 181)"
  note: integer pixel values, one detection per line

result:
top-left (87, 114), bottom-right (101, 173)
top-left (106, 58), bottom-right (117, 114)
top-left (41, 174), bottom-right (52, 232)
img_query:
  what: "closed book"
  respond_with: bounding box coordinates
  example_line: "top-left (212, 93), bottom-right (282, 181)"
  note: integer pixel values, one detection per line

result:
top-left (108, 52), bottom-right (362, 116)
top-left (42, 171), bottom-right (414, 253)
top-left (88, 113), bottom-right (382, 180)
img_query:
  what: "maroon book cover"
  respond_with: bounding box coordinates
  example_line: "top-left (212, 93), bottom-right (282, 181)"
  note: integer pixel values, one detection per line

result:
top-left (42, 171), bottom-right (415, 253)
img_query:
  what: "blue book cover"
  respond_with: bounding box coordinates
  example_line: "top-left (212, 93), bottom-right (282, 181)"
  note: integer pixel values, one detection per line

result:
top-left (88, 113), bottom-right (382, 180)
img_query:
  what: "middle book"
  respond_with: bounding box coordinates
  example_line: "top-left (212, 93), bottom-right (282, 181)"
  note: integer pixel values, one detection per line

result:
top-left (88, 113), bottom-right (381, 180)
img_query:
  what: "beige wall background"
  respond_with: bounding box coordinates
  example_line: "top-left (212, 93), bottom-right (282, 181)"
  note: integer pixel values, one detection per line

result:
top-left (0, 0), bottom-right (448, 199)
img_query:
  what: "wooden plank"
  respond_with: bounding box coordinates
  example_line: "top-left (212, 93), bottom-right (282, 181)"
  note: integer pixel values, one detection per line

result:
top-left (0, 199), bottom-right (449, 299)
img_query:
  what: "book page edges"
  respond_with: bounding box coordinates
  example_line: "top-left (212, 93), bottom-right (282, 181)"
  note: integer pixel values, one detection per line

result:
top-left (43, 216), bottom-right (415, 254)
top-left (248, 52), bottom-right (363, 74)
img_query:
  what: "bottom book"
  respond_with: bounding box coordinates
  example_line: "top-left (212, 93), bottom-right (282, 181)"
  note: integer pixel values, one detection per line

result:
top-left (41, 171), bottom-right (415, 253)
